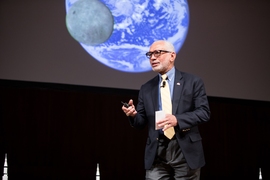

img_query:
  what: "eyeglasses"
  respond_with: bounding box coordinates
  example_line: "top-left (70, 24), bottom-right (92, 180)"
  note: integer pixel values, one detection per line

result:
top-left (145, 50), bottom-right (172, 59)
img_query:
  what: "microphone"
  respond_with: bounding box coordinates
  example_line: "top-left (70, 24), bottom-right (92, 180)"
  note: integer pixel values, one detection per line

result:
top-left (161, 81), bottom-right (166, 88)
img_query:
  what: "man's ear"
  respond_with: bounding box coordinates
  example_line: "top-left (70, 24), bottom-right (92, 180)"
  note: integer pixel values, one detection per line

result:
top-left (170, 52), bottom-right (176, 62)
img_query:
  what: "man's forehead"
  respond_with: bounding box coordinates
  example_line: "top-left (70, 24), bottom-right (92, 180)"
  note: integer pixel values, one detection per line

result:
top-left (150, 43), bottom-right (164, 50)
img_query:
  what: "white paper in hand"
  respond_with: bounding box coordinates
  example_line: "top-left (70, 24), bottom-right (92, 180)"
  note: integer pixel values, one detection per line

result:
top-left (155, 110), bottom-right (165, 130)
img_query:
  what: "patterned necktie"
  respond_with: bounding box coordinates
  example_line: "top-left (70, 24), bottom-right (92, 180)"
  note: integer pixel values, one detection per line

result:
top-left (160, 74), bottom-right (175, 139)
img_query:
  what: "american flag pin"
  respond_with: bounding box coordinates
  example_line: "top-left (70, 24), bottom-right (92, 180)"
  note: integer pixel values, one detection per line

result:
top-left (177, 82), bottom-right (181, 86)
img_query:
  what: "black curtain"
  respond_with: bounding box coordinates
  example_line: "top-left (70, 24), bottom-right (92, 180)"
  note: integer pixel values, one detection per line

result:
top-left (0, 80), bottom-right (147, 180)
top-left (200, 97), bottom-right (270, 180)
top-left (0, 80), bottom-right (269, 180)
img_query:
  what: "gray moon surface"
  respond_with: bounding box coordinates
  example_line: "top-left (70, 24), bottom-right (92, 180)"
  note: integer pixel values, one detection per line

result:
top-left (66, 0), bottom-right (114, 46)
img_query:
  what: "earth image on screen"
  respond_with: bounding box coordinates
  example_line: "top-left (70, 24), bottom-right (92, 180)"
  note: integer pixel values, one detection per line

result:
top-left (65, 0), bottom-right (189, 73)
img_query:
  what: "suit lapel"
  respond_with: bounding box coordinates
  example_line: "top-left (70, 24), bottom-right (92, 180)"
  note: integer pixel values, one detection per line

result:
top-left (151, 76), bottom-right (159, 111)
top-left (172, 70), bottom-right (183, 114)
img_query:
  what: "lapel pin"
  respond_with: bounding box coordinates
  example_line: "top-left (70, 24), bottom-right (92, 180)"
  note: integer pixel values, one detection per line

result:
top-left (177, 82), bottom-right (181, 86)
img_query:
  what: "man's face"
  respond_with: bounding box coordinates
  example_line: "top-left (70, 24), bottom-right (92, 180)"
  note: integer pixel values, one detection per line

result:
top-left (148, 42), bottom-right (175, 74)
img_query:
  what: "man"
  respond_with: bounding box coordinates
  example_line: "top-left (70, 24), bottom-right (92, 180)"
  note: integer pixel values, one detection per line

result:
top-left (122, 40), bottom-right (210, 180)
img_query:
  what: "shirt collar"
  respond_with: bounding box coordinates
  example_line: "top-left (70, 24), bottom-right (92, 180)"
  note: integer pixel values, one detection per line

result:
top-left (159, 67), bottom-right (175, 82)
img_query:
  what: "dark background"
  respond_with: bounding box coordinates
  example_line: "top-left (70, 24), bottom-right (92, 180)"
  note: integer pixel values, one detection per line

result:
top-left (1, 0), bottom-right (270, 179)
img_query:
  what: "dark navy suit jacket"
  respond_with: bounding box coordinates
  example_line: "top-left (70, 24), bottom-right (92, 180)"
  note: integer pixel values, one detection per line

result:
top-left (129, 68), bottom-right (210, 170)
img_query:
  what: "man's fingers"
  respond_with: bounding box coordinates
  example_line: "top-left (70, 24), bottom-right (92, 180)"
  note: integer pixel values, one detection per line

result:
top-left (128, 99), bottom-right (133, 106)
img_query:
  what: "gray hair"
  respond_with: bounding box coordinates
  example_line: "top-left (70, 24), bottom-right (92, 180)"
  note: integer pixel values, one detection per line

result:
top-left (164, 41), bottom-right (175, 52)
top-left (151, 40), bottom-right (175, 52)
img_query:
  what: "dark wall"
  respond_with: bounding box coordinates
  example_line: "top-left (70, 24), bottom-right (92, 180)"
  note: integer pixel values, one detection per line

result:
top-left (1, 79), bottom-right (270, 180)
